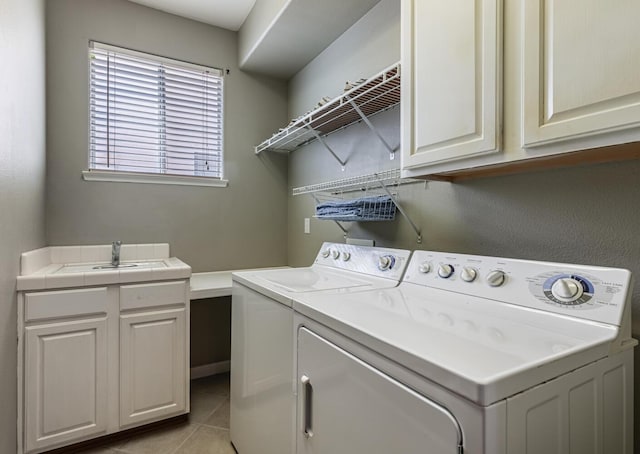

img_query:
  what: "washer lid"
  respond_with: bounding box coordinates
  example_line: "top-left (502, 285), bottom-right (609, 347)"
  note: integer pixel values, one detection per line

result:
top-left (294, 283), bottom-right (620, 406)
top-left (233, 266), bottom-right (397, 307)
top-left (255, 267), bottom-right (373, 292)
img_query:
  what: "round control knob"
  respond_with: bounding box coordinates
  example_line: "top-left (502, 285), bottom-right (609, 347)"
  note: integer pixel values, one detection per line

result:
top-left (418, 262), bottom-right (432, 274)
top-left (342, 252), bottom-right (351, 262)
top-left (378, 255), bottom-right (395, 271)
top-left (321, 249), bottom-right (331, 258)
top-left (331, 250), bottom-right (340, 260)
top-left (460, 267), bottom-right (477, 283)
top-left (486, 270), bottom-right (506, 287)
top-left (551, 278), bottom-right (583, 302)
top-left (438, 264), bottom-right (454, 279)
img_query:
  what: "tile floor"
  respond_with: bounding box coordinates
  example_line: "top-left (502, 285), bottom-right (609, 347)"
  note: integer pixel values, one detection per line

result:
top-left (78, 373), bottom-right (235, 454)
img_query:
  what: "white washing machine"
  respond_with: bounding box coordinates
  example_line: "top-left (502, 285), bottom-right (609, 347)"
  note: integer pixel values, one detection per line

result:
top-left (229, 242), bottom-right (411, 454)
top-left (293, 250), bottom-right (636, 454)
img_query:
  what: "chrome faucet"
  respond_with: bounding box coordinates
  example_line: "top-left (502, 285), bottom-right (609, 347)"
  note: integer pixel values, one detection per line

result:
top-left (111, 241), bottom-right (121, 267)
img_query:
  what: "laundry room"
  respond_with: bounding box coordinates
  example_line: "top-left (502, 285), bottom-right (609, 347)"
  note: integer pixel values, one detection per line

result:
top-left (2, 0), bottom-right (640, 453)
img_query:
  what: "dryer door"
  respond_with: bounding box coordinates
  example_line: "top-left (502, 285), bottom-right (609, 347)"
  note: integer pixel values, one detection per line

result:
top-left (297, 327), bottom-right (463, 454)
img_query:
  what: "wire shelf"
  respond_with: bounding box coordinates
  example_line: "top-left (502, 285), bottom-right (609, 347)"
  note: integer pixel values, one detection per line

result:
top-left (292, 169), bottom-right (416, 195)
top-left (255, 63), bottom-right (401, 154)
top-left (294, 168), bottom-right (422, 242)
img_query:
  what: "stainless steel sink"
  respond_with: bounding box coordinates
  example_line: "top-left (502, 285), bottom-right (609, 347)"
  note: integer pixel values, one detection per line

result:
top-left (92, 263), bottom-right (139, 270)
top-left (54, 261), bottom-right (167, 274)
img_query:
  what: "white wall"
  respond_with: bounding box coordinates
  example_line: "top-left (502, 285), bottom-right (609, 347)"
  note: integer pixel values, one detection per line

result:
top-left (45, 0), bottom-right (290, 272)
top-left (0, 0), bottom-right (47, 451)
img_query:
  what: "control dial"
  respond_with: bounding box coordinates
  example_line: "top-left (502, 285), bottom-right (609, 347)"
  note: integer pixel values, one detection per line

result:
top-left (460, 267), bottom-right (477, 283)
top-left (438, 264), bottom-right (454, 279)
top-left (331, 250), bottom-right (340, 260)
top-left (551, 278), bottom-right (583, 302)
top-left (321, 249), bottom-right (331, 258)
top-left (378, 255), bottom-right (396, 271)
top-left (418, 262), bottom-right (431, 274)
top-left (342, 252), bottom-right (351, 262)
top-left (540, 274), bottom-right (594, 306)
top-left (486, 270), bottom-right (506, 287)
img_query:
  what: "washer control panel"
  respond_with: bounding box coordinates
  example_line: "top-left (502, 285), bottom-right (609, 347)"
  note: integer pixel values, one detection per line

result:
top-left (403, 250), bottom-right (631, 326)
top-left (314, 242), bottom-right (411, 281)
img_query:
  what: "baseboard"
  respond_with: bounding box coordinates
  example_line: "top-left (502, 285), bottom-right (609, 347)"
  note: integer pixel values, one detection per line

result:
top-left (190, 360), bottom-right (231, 379)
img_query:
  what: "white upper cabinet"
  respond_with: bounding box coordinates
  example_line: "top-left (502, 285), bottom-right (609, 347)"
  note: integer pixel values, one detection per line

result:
top-left (522, 0), bottom-right (640, 148)
top-left (402, 0), bottom-right (640, 179)
top-left (401, 0), bottom-right (502, 174)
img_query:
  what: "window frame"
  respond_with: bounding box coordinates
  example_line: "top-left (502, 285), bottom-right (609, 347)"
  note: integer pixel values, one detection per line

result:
top-left (83, 41), bottom-right (228, 188)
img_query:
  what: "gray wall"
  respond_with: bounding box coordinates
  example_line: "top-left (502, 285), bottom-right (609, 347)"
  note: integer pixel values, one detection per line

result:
top-left (46, 0), bottom-right (290, 273)
top-left (288, 0), bottom-right (640, 449)
top-left (238, 0), bottom-right (288, 66)
top-left (191, 297), bottom-right (231, 367)
top-left (0, 0), bottom-right (47, 452)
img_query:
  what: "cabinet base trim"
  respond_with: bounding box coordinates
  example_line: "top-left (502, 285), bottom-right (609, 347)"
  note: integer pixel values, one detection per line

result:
top-left (190, 360), bottom-right (230, 379)
top-left (40, 415), bottom-right (188, 454)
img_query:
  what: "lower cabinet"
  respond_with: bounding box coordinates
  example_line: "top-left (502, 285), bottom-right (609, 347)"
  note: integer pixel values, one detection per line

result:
top-left (120, 308), bottom-right (187, 427)
top-left (18, 280), bottom-right (189, 454)
top-left (24, 318), bottom-right (108, 453)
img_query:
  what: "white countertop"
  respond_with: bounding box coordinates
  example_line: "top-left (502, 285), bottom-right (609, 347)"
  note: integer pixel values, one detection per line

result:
top-left (17, 244), bottom-right (191, 291)
top-left (18, 244), bottom-right (287, 296)
top-left (190, 267), bottom-right (289, 300)
top-left (190, 271), bottom-right (234, 299)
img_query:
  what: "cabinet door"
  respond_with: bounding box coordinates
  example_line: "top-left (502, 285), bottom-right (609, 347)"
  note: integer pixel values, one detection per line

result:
top-left (401, 0), bottom-right (502, 172)
top-left (120, 308), bottom-right (187, 427)
top-left (297, 327), bottom-right (463, 454)
top-left (523, 0), bottom-right (640, 147)
top-left (24, 318), bottom-right (108, 452)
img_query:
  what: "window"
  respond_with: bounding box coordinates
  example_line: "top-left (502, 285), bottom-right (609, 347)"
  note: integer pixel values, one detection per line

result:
top-left (86, 42), bottom-right (225, 186)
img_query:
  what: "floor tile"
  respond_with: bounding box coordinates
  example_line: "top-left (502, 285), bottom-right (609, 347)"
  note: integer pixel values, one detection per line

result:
top-left (191, 373), bottom-right (230, 396)
top-left (75, 374), bottom-right (232, 454)
top-left (190, 391), bottom-right (227, 423)
top-left (203, 398), bottom-right (229, 429)
top-left (116, 421), bottom-right (198, 454)
top-left (174, 426), bottom-right (235, 454)
top-left (75, 448), bottom-right (122, 454)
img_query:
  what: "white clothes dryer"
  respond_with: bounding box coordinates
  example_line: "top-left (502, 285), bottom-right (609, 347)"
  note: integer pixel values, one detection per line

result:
top-left (293, 250), bottom-right (636, 454)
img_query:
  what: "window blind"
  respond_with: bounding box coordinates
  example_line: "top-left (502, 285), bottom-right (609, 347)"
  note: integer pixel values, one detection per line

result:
top-left (89, 42), bottom-right (224, 179)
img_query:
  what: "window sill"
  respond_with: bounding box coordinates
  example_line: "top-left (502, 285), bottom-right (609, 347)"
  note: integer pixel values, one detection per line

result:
top-left (82, 170), bottom-right (228, 188)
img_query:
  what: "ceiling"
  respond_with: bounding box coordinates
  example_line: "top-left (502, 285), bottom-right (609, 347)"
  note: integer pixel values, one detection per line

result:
top-left (127, 0), bottom-right (257, 31)
top-left (239, 0), bottom-right (382, 78)
top-left (127, 0), bottom-right (383, 78)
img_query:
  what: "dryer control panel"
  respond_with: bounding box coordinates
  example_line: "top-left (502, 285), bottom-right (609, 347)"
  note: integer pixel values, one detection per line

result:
top-left (314, 242), bottom-right (411, 281)
top-left (403, 250), bottom-right (632, 327)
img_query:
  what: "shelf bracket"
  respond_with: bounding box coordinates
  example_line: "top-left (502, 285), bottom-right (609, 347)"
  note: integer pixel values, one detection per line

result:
top-left (345, 95), bottom-right (398, 161)
top-left (374, 173), bottom-right (422, 244)
top-left (311, 194), bottom-right (348, 239)
top-left (304, 122), bottom-right (346, 170)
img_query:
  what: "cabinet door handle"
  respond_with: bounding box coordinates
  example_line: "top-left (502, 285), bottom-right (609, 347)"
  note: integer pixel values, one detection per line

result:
top-left (301, 375), bottom-right (313, 438)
